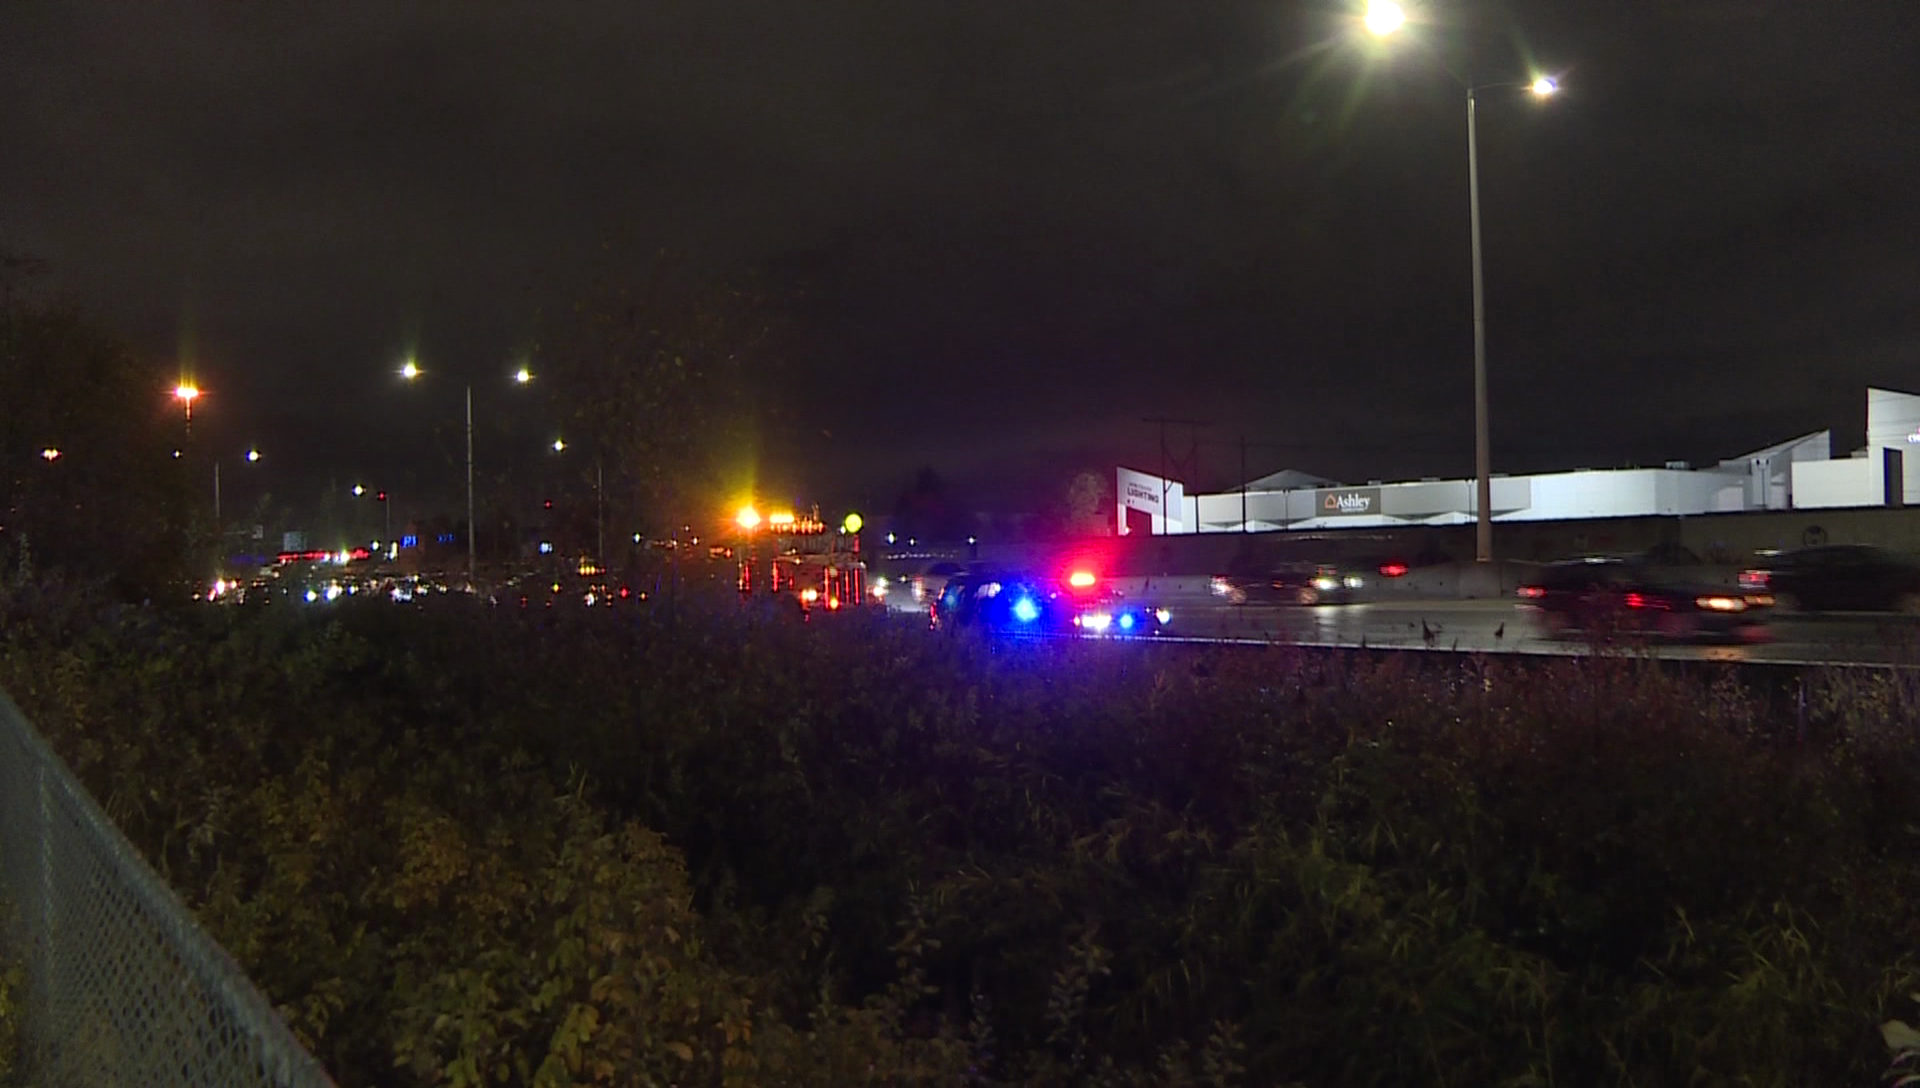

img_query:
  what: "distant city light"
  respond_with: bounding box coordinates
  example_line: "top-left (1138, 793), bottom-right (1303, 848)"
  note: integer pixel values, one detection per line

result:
top-left (400, 360), bottom-right (421, 380)
top-left (245, 448), bottom-right (261, 462)
top-left (515, 367), bottom-right (533, 384)
top-left (352, 484), bottom-right (365, 496)
top-left (40, 448), bottom-right (60, 461)
top-left (551, 437), bottom-right (567, 452)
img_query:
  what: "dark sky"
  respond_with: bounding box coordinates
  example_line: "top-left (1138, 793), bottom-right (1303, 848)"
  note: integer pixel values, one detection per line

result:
top-left (5, 1), bottom-right (1918, 519)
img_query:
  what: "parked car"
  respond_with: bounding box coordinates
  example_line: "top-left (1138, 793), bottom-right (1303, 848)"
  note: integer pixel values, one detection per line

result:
top-left (1740, 544), bottom-right (1920, 612)
top-left (1517, 557), bottom-right (1771, 641)
top-left (1211, 560), bottom-right (1365, 606)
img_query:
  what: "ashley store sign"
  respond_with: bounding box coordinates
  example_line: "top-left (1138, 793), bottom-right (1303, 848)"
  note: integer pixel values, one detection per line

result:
top-left (1316, 487), bottom-right (1381, 516)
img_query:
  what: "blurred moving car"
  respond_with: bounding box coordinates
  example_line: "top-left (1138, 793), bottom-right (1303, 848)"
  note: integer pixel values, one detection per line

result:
top-left (1210, 560), bottom-right (1365, 606)
top-left (1739, 544), bottom-right (1920, 613)
top-left (877, 560), bottom-right (967, 612)
top-left (1517, 557), bottom-right (1771, 641)
top-left (935, 566), bottom-right (1171, 636)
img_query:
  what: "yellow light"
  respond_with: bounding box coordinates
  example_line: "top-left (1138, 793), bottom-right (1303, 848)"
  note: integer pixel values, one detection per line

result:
top-left (1363, 1), bottom-right (1405, 36)
top-left (801, 588), bottom-right (819, 602)
top-left (768, 511), bottom-right (796, 527)
top-left (1530, 76), bottom-right (1559, 96)
top-left (842, 512), bottom-right (864, 534)
top-left (735, 505), bottom-right (761, 531)
top-left (173, 383), bottom-right (200, 403)
top-left (40, 447), bottom-right (60, 461)
top-left (1068, 570), bottom-right (1097, 588)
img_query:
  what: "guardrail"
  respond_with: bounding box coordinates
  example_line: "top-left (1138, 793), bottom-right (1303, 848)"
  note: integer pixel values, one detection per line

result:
top-left (0, 688), bottom-right (334, 1087)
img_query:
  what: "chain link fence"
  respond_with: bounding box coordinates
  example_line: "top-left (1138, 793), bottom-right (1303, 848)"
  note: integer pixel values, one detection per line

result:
top-left (0, 687), bottom-right (334, 1086)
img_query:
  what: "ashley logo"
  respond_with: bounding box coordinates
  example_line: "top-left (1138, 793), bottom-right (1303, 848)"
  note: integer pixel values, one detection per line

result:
top-left (1323, 491), bottom-right (1372, 512)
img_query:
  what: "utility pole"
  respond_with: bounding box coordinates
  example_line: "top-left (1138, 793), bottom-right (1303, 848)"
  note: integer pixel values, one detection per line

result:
top-left (1142, 417), bottom-right (1210, 534)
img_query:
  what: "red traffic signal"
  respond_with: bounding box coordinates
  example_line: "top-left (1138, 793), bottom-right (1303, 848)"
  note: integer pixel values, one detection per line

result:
top-left (376, 490), bottom-right (388, 502)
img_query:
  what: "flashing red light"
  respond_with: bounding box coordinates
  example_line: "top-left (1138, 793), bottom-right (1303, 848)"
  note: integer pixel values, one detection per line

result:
top-left (1517, 585), bottom-right (1545, 599)
top-left (1067, 570), bottom-right (1097, 590)
top-left (1379, 562), bottom-right (1409, 578)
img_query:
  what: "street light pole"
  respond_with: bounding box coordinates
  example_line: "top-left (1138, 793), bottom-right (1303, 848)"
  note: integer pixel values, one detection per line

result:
top-left (1467, 85), bottom-right (1493, 563)
top-left (465, 383), bottom-right (477, 590)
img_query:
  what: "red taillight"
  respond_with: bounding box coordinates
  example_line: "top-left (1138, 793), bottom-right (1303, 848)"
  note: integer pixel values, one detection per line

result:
top-left (1624, 591), bottom-right (1647, 609)
top-left (618, 585), bottom-right (631, 599)
top-left (1517, 585), bottom-right (1545, 599)
top-left (1738, 569), bottom-right (1769, 589)
top-left (1379, 562), bottom-right (1409, 578)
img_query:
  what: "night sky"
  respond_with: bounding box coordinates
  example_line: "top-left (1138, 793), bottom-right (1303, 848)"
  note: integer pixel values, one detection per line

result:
top-left (5, 1), bottom-right (1917, 520)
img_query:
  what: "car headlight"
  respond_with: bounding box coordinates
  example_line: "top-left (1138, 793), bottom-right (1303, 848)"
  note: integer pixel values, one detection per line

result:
top-left (1154, 608), bottom-right (1172, 625)
top-left (1312, 577), bottom-right (1338, 591)
top-left (1343, 575), bottom-right (1364, 589)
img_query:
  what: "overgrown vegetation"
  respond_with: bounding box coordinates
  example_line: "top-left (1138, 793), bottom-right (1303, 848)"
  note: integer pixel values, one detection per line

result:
top-left (2, 572), bottom-right (1918, 1085)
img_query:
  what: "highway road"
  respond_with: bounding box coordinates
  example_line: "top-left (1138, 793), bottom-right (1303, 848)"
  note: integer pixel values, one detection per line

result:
top-left (1149, 598), bottom-right (1920, 667)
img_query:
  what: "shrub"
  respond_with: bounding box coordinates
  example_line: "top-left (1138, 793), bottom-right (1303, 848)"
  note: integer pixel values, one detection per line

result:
top-left (0, 579), bottom-right (1915, 1085)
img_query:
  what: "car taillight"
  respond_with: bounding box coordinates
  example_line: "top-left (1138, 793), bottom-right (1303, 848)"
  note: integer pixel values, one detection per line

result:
top-left (1738, 569), bottom-right (1769, 589)
top-left (1624, 592), bottom-right (1647, 609)
top-left (1379, 562), bottom-right (1409, 578)
top-left (1517, 585), bottom-right (1545, 599)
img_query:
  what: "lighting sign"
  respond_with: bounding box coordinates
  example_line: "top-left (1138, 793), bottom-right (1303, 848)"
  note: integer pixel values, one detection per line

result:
top-left (1316, 487), bottom-right (1381, 516)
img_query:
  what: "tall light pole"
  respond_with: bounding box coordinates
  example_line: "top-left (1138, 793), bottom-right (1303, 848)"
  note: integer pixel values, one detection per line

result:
top-left (550, 436), bottom-right (606, 565)
top-left (1365, 4), bottom-right (1558, 562)
top-left (173, 383), bottom-right (201, 434)
top-left (404, 359), bottom-right (530, 591)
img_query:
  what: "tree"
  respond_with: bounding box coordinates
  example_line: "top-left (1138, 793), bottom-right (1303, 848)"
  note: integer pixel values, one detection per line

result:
top-left (0, 301), bottom-right (195, 596)
top-left (534, 252), bottom-right (784, 541)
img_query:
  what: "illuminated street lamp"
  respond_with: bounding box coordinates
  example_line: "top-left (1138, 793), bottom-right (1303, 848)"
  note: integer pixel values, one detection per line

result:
top-left (1364, 10), bottom-right (1559, 563)
top-left (173, 383), bottom-right (201, 430)
top-left (515, 367), bottom-right (532, 384)
top-left (551, 437), bottom-right (566, 453)
top-left (735, 505), bottom-right (761, 532)
top-left (1362, 0), bottom-right (1404, 36)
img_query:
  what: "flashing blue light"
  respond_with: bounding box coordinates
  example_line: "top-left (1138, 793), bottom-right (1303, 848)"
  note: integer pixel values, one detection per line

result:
top-left (1012, 596), bottom-right (1040, 623)
top-left (1118, 612), bottom-right (1136, 631)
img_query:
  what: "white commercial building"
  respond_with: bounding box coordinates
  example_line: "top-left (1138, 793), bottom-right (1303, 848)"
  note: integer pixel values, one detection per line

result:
top-left (1118, 387), bottom-right (1919, 536)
